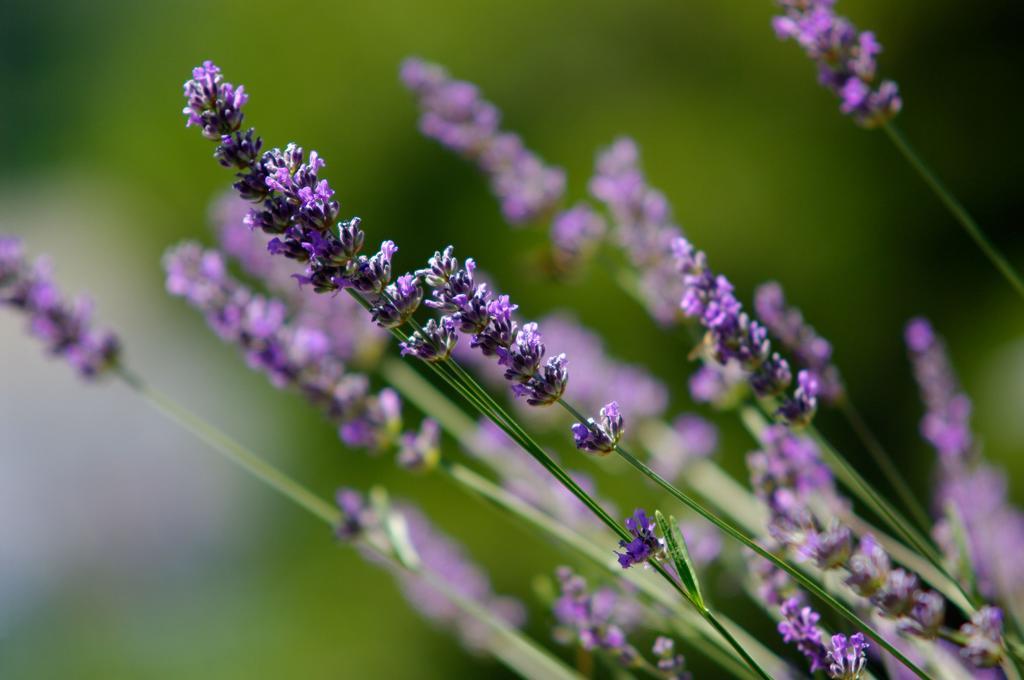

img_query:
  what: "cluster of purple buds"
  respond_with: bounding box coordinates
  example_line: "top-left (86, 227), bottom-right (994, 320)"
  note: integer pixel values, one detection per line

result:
top-left (572, 401), bottom-right (624, 455)
top-left (213, 193), bottom-right (388, 364)
top-left (904, 317), bottom-right (972, 461)
top-left (400, 58), bottom-right (566, 224)
top-left (652, 637), bottom-right (691, 679)
top-left (778, 597), bottom-right (830, 672)
top-left (615, 509), bottom-right (664, 569)
top-left (549, 203), bottom-right (607, 269)
top-left (0, 236), bottom-right (119, 379)
top-left (417, 246), bottom-right (569, 405)
top-left (827, 633), bottom-right (870, 680)
top-left (771, 0), bottom-right (901, 127)
top-left (673, 237), bottom-right (819, 426)
top-left (591, 138), bottom-right (687, 324)
top-left (164, 242), bottom-right (411, 454)
top-left (749, 427), bottom-right (953, 646)
top-left (551, 567), bottom-right (644, 666)
top-left (755, 282), bottom-right (844, 404)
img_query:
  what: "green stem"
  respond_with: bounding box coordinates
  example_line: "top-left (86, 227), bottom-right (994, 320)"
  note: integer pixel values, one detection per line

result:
top-left (837, 397), bottom-right (933, 534)
top-left (116, 366), bottom-right (579, 680)
top-left (882, 121), bottom-right (1024, 300)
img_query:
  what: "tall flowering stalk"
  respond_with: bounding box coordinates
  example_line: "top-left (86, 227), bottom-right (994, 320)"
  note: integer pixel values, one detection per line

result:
top-left (906, 318), bottom-right (1024, 624)
top-left (0, 237), bottom-right (120, 378)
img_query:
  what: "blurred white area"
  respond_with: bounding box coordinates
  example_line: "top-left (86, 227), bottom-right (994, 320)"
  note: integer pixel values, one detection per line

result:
top-left (0, 174), bottom-right (283, 635)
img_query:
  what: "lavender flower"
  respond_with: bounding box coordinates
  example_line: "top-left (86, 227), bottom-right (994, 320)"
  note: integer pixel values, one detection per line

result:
top-left (778, 597), bottom-right (829, 672)
top-left (615, 509), bottom-right (663, 569)
top-left (591, 138), bottom-right (687, 324)
top-left (164, 242), bottom-right (412, 453)
top-left (399, 316), bottom-right (458, 363)
top-left (755, 281), bottom-right (844, 403)
top-left (906, 318), bottom-right (1024, 606)
top-left (552, 567), bottom-right (644, 664)
top-left (959, 606), bottom-right (1005, 668)
top-left (0, 236), bottom-right (120, 378)
top-left (844, 534), bottom-right (890, 597)
top-left (904, 317), bottom-right (972, 461)
top-left (397, 418), bottom-right (441, 471)
top-left (550, 203), bottom-right (607, 267)
top-left (649, 413), bottom-right (719, 481)
top-left (572, 401), bottom-right (624, 455)
top-left (652, 636), bottom-right (691, 679)
top-left (673, 236), bottom-right (818, 423)
top-left (334, 487), bottom-right (372, 540)
top-left (827, 632), bottom-right (869, 679)
top-left (400, 58), bottom-right (565, 224)
top-left (772, 0), bottom-right (901, 127)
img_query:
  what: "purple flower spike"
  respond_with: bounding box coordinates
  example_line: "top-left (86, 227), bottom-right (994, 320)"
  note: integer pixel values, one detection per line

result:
top-left (806, 523), bottom-right (853, 570)
top-left (399, 316), bottom-right (458, 363)
top-left (777, 370), bottom-right (819, 426)
top-left (1, 237), bottom-right (120, 379)
top-left (615, 509), bottom-right (663, 569)
top-left (572, 401), bottom-right (624, 455)
top-left (898, 590), bottom-right (945, 639)
top-left (552, 567), bottom-right (643, 661)
top-left (755, 281), bottom-right (843, 403)
top-left (778, 597), bottom-right (829, 673)
top-left (827, 632), bottom-right (869, 680)
top-left (498, 322), bottom-right (545, 383)
top-left (401, 57), bottom-right (565, 224)
top-left (371, 274), bottom-right (424, 329)
top-left (772, 1), bottom-right (901, 127)
top-left (512, 353), bottom-right (568, 406)
top-left (183, 60), bottom-right (248, 140)
top-left (871, 568), bottom-right (919, 617)
top-left (652, 636), bottom-right (691, 679)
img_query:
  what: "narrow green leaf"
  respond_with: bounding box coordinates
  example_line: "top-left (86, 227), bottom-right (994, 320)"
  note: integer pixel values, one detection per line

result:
top-left (655, 510), bottom-right (704, 610)
top-left (943, 500), bottom-right (979, 598)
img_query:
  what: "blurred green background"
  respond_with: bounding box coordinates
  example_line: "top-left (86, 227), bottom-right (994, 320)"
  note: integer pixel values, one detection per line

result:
top-left (1, 0), bottom-right (1022, 677)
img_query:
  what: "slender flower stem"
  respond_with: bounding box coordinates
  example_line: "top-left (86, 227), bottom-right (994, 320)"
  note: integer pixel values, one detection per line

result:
top-left (882, 121), bottom-right (1024, 300)
top-left (837, 397), bottom-right (933, 534)
top-left (555, 399), bottom-right (929, 679)
top-left (114, 365), bottom-right (579, 680)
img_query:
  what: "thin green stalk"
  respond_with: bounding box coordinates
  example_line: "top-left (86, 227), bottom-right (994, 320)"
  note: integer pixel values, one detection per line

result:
top-left (838, 397), bottom-right (933, 534)
top-left (116, 366), bottom-right (579, 680)
top-left (558, 394), bottom-right (929, 679)
top-left (882, 121), bottom-right (1024, 300)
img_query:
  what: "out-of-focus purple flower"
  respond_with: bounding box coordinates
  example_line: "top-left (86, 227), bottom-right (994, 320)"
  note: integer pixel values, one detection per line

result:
top-left (649, 413), bottom-right (719, 481)
top-left (778, 597), bottom-right (829, 673)
top-left (871, 568), bottom-right (918, 618)
top-left (652, 636), bottom-right (691, 680)
top-left (755, 282), bottom-right (844, 403)
top-left (552, 567), bottom-right (644, 662)
top-left (398, 419), bottom-right (441, 471)
top-left (1, 236), bottom-right (120, 379)
top-left (904, 317), bottom-right (972, 460)
top-left (550, 203), bottom-right (607, 266)
top-left (771, 1), bottom-right (901, 127)
top-left (688, 361), bottom-right (747, 406)
top-left (334, 488), bottom-right (371, 540)
top-left (400, 57), bottom-right (565, 224)
top-left (591, 138), bottom-right (686, 325)
top-left (212, 193), bottom-right (388, 365)
top-left (386, 503), bottom-right (527, 652)
top-left (776, 370), bottom-right (819, 426)
top-left (572, 401), bottom-right (624, 455)
top-left (906, 318), bottom-right (1024, 606)
top-left (898, 590), bottom-right (944, 640)
top-left (164, 242), bottom-right (416, 454)
top-left (959, 606), bottom-right (1004, 668)
top-left (827, 632), bottom-right (869, 679)
top-left (615, 509), bottom-right (663, 569)
top-left (805, 523), bottom-right (853, 570)
top-left (845, 534), bottom-right (890, 597)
